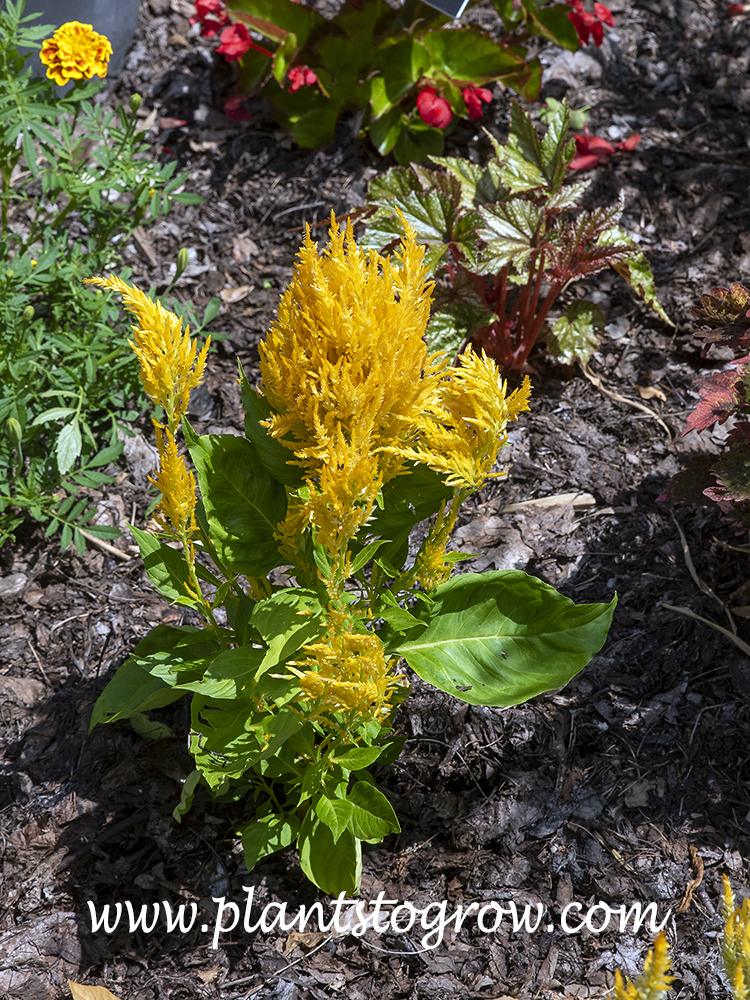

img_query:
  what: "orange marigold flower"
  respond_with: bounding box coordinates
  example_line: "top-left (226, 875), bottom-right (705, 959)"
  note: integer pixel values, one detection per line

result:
top-left (40, 21), bottom-right (112, 87)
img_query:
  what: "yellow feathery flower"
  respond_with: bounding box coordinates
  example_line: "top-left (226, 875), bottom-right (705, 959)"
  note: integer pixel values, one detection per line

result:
top-left (723, 874), bottom-right (750, 998)
top-left (150, 424), bottom-right (198, 540)
top-left (259, 214), bottom-right (445, 477)
top-left (40, 21), bottom-right (112, 87)
top-left (291, 630), bottom-right (404, 723)
top-left (389, 352), bottom-right (532, 491)
top-left (85, 275), bottom-right (209, 423)
top-left (614, 933), bottom-right (674, 1000)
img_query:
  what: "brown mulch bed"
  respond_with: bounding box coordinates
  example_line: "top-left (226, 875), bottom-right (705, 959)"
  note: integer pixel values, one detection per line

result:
top-left (1, 1), bottom-right (750, 998)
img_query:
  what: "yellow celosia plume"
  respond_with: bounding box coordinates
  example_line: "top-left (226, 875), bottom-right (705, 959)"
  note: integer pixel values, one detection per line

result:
top-left (614, 933), bottom-right (674, 1000)
top-left (290, 629), bottom-right (405, 723)
top-left (388, 351), bottom-right (532, 491)
top-left (723, 874), bottom-right (750, 1000)
top-left (149, 423), bottom-right (198, 541)
top-left (84, 275), bottom-right (209, 426)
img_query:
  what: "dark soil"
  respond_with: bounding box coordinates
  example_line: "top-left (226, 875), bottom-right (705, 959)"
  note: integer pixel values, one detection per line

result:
top-left (2, 1), bottom-right (750, 998)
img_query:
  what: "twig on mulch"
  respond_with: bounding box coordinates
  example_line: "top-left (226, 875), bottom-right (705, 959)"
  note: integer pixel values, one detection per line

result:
top-left (580, 362), bottom-right (672, 439)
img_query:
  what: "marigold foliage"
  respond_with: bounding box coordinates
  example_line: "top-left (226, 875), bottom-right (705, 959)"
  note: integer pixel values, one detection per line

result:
top-left (723, 874), bottom-right (750, 1000)
top-left (85, 276), bottom-right (209, 424)
top-left (614, 933), bottom-right (674, 1000)
top-left (40, 21), bottom-right (112, 87)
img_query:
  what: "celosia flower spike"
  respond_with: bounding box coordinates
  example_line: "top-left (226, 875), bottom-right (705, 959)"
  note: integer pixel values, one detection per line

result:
top-left (614, 932), bottom-right (674, 1000)
top-left (84, 275), bottom-right (209, 425)
top-left (40, 22), bottom-right (112, 86)
top-left (150, 423), bottom-right (198, 542)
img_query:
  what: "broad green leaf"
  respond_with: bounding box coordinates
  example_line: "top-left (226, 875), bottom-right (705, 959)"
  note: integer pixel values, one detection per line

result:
top-left (547, 300), bottom-right (605, 365)
top-left (190, 695), bottom-right (302, 789)
top-left (130, 712), bottom-right (173, 742)
top-left (379, 605), bottom-right (424, 632)
top-left (524, 2), bottom-right (580, 52)
top-left (272, 31), bottom-right (297, 85)
top-left (130, 524), bottom-right (199, 607)
top-left (370, 38), bottom-right (430, 117)
top-left (173, 769), bottom-right (202, 822)
top-left (388, 570), bottom-right (616, 707)
top-left (240, 373), bottom-right (304, 487)
top-left (89, 658), bottom-right (186, 730)
top-left (421, 28), bottom-right (527, 85)
top-left (31, 406), bottom-right (76, 425)
top-left (315, 794), bottom-right (352, 842)
top-left (250, 588), bottom-right (326, 672)
top-left (332, 745), bottom-right (385, 770)
top-left (186, 645), bottom-right (265, 699)
top-left (369, 105), bottom-right (404, 157)
top-left (230, 0), bottom-right (325, 44)
top-left (184, 423), bottom-right (286, 577)
top-left (477, 200), bottom-right (544, 271)
top-left (240, 812), bottom-right (300, 869)
top-left (336, 781), bottom-right (400, 842)
top-left (298, 808), bottom-right (361, 896)
top-left (56, 418), bottom-right (81, 475)
top-left (393, 120), bottom-right (444, 168)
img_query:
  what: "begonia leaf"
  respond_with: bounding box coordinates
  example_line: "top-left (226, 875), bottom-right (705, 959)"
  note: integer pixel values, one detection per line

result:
top-left (692, 283), bottom-right (750, 351)
top-left (420, 28), bottom-right (528, 85)
top-left (477, 200), bottom-right (544, 272)
top-left (547, 299), bottom-right (604, 364)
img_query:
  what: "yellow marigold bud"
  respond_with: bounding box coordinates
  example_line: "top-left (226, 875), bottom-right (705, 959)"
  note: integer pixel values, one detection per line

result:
top-left (22, 305), bottom-right (35, 322)
top-left (83, 275), bottom-right (210, 424)
top-left (175, 248), bottom-right (190, 281)
top-left (39, 21), bottom-right (113, 87)
top-left (5, 418), bottom-right (22, 446)
top-left (129, 92), bottom-right (142, 112)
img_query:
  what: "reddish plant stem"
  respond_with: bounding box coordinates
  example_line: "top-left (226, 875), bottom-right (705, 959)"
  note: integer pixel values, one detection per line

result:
top-left (529, 281), bottom-right (564, 346)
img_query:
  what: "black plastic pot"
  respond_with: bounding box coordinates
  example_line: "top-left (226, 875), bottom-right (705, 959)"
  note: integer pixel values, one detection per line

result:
top-left (21, 0), bottom-right (142, 80)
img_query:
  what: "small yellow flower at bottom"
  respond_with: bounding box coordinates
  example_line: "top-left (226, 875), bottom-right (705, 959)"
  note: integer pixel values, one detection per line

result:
top-left (40, 21), bottom-right (112, 87)
top-left (614, 932), bottom-right (674, 1000)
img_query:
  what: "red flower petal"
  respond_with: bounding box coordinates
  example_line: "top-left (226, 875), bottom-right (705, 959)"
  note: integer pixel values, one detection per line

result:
top-left (727, 2), bottom-right (745, 13)
top-left (594, 2), bottom-right (614, 26)
top-left (416, 87), bottom-right (452, 129)
top-left (216, 23), bottom-right (252, 61)
top-left (223, 94), bottom-right (252, 121)
top-left (616, 134), bottom-right (641, 151)
top-left (569, 133), bottom-right (615, 170)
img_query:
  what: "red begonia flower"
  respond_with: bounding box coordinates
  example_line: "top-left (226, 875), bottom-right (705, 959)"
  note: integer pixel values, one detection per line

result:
top-left (216, 23), bottom-right (271, 61)
top-left (190, 0), bottom-right (229, 38)
top-left (416, 87), bottom-right (452, 129)
top-left (567, 0), bottom-right (613, 46)
top-left (569, 130), bottom-right (641, 170)
top-left (462, 84), bottom-right (492, 121)
top-left (288, 66), bottom-right (318, 92)
top-left (727, 2), bottom-right (745, 13)
top-left (223, 94), bottom-right (253, 121)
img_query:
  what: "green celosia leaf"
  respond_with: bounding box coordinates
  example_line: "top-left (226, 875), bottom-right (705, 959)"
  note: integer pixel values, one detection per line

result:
top-left (477, 200), bottom-right (544, 272)
top-left (250, 588), bottom-right (326, 673)
top-left (56, 417), bottom-right (81, 475)
top-left (547, 300), bottom-right (605, 365)
top-left (387, 570), bottom-right (616, 707)
top-left (332, 745), bottom-right (385, 770)
top-left (89, 625), bottom-right (208, 730)
top-left (89, 658), bottom-right (186, 731)
top-left (317, 782), bottom-right (400, 843)
top-left (130, 524), bottom-right (200, 607)
top-left (190, 695), bottom-right (302, 790)
top-left (298, 808), bottom-right (361, 895)
top-left (240, 812), bottom-right (300, 870)
top-left (173, 769), bottom-right (202, 822)
top-left (240, 371), bottom-right (305, 487)
top-left (184, 423), bottom-right (287, 577)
